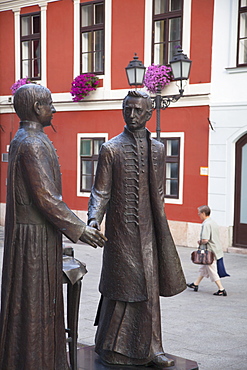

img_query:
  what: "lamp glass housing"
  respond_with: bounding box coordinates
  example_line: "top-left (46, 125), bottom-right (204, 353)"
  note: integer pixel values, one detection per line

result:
top-left (125, 54), bottom-right (146, 86)
top-left (170, 49), bottom-right (192, 81)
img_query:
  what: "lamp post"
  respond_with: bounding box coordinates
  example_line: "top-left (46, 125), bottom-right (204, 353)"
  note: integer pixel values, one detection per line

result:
top-left (154, 48), bottom-right (192, 141)
top-left (125, 48), bottom-right (192, 141)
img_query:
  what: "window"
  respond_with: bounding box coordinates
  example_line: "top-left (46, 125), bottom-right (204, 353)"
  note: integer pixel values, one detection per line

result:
top-left (20, 12), bottom-right (41, 79)
top-left (162, 137), bottom-right (180, 199)
top-left (80, 1), bottom-right (104, 74)
top-left (152, 0), bottom-right (183, 65)
top-left (237, 0), bottom-right (247, 66)
top-left (79, 137), bottom-right (105, 192)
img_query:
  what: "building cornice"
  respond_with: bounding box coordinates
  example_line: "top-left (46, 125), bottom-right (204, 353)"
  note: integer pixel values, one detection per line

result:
top-left (0, 0), bottom-right (60, 12)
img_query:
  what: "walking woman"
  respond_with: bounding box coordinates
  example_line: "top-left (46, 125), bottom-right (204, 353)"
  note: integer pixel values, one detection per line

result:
top-left (187, 205), bottom-right (229, 296)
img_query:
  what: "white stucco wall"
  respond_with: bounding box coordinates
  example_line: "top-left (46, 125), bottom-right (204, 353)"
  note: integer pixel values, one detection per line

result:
top-left (209, 0), bottom-right (247, 245)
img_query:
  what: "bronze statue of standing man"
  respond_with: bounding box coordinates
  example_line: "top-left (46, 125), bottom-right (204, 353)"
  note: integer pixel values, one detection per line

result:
top-left (0, 84), bottom-right (106, 370)
top-left (88, 91), bottom-right (186, 368)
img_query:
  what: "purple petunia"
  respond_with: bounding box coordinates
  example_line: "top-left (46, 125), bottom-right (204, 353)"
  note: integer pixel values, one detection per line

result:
top-left (70, 74), bottom-right (99, 102)
top-left (10, 77), bottom-right (32, 95)
top-left (143, 64), bottom-right (172, 94)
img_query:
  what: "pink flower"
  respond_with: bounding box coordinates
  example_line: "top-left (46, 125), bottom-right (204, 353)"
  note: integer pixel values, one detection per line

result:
top-left (143, 64), bottom-right (172, 94)
top-left (70, 74), bottom-right (99, 102)
top-left (11, 77), bottom-right (32, 95)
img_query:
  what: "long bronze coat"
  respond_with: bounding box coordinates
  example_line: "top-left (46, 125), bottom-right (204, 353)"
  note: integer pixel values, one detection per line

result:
top-left (88, 127), bottom-right (186, 302)
top-left (0, 121), bottom-right (86, 370)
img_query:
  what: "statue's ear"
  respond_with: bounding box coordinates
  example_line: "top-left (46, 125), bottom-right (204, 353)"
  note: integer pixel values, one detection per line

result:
top-left (34, 101), bottom-right (40, 115)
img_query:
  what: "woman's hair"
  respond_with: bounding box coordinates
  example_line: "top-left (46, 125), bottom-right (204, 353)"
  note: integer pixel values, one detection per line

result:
top-left (198, 205), bottom-right (211, 216)
top-left (14, 84), bottom-right (51, 120)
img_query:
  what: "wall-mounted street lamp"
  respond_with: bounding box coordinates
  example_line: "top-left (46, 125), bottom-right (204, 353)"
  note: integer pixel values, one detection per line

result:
top-left (125, 53), bottom-right (146, 88)
top-left (125, 49), bottom-right (192, 141)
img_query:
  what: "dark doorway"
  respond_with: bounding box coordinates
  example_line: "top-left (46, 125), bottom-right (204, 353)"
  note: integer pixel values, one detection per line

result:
top-left (233, 133), bottom-right (247, 248)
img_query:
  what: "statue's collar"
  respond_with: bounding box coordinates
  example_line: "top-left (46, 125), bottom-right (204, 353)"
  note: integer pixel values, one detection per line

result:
top-left (124, 126), bottom-right (150, 139)
top-left (20, 121), bottom-right (44, 131)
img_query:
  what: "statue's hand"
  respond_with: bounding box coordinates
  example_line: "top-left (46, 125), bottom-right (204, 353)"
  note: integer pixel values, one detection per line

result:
top-left (88, 219), bottom-right (100, 231)
top-left (79, 225), bottom-right (107, 248)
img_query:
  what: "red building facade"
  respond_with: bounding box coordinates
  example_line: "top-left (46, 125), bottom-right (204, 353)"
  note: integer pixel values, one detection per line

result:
top-left (0, 0), bottom-right (214, 246)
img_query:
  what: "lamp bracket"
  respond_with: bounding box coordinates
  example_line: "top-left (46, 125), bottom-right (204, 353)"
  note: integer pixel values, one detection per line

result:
top-left (151, 91), bottom-right (184, 111)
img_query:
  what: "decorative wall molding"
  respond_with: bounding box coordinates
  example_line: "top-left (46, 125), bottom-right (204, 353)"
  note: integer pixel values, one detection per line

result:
top-left (0, 0), bottom-right (60, 12)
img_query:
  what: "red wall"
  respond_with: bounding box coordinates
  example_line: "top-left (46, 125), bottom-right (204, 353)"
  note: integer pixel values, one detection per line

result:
top-left (111, 0), bottom-right (145, 89)
top-left (0, 0), bottom-right (211, 227)
top-left (146, 105), bottom-right (209, 223)
top-left (47, 0), bottom-right (74, 92)
top-left (0, 11), bottom-right (15, 95)
top-left (49, 105), bottom-right (208, 221)
top-left (190, 0), bottom-right (214, 84)
top-left (0, 104), bottom-right (208, 223)
top-left (0, 113), bottom-right (19, 203)
top-left (20, 5), bottom-right (40, 14)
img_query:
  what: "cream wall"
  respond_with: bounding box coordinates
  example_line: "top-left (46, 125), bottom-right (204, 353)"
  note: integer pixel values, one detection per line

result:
top-left (209, 0), bottom-right (247, 247)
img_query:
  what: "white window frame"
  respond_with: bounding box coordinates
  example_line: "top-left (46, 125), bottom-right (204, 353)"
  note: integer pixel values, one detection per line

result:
top-left (10, 1), bottom-right (61, 87)
top-left (73, 0), bottom-right (111, 91)
top-left (144, 0), bottom-right (191, 70)
top-left (151, 132), bottom-right (184, 205)
top-left (77, 132), bottom-right (108, 197)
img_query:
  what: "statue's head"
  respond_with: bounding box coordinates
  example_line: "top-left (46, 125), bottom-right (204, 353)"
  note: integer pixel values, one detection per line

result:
top-left (14, 84), bottom-right (56, 127)
top-left (122, 91), bottom-right (153, 132)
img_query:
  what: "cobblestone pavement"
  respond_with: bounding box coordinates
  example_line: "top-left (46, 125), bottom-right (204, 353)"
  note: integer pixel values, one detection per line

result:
top-left (0, 226), bottom-right (246, 370)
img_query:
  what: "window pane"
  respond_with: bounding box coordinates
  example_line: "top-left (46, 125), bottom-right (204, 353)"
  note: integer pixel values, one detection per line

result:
top-left (239, 39), bottom-right (247, 64)
top-left (166, 179), bottom-right (178, 196)
top-left (32, 40), bottom-right (40, 77)
top-left (168, 41), bottom-right (179, 62)
top-left (94, 51), bottom-right (103, 72)
top-left (154, 43), bottom-right (164, 64)
top-left (95, 3), bottom-right (104, 24)
top-left (154, 20), bottom-right (165, 42)
top-left (166, 162), bottom-right (178, 178)
top-left (82, 160), bottom-right (92, 174)
top-left (82, 32), bottom-right (93, 72)
top-left (81, 175), bottom-right (92, 191)
top-left (22, 60), bottom-right (29, 77)
top-left (94, 139), bottom-right (104, 154)
top-left (169, 17), bottom-right (181, 41)
top-left (241, 0), bottom-right (247, 7)
top-left (94, 30), bottom-right (104, 72)
top-left (240, 12), bottom-right (247, 38)
top-left (81, 5), bottom-right (92, 27)
top-left (94, 160), bottom-right (98, 175)
top-left (81, 140), bottom-right (92, 156)
top-left (21, 16), bottom-right (30, 36)
top-left (95, 30), bottom-right (104, 51)
top-left (154, 0), bottom-right (166, 14)
top-left (167, 139), bottom-right (179, 155)
top-left (82, 53), bottom-right (92, 73)
top-left (22, 41), bottom-right (29, 59)
top-left (169, 0), bottom-right (182, 11)
top-left (82, 32), bottom-right (92, 52)
top-left (32, 15), bottom-right (40, 34)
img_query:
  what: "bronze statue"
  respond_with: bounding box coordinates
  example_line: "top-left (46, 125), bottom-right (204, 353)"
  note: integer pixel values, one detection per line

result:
top-left (88, 91), bottom-right (186, 368)
top-left (0, 84), bottom-right (106, 370)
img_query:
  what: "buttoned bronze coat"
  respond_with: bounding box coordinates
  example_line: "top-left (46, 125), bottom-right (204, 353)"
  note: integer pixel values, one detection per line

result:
top-left (0, 121), bottom-right (86, 370)
top-left (88, 127), bottom-right (186, 303)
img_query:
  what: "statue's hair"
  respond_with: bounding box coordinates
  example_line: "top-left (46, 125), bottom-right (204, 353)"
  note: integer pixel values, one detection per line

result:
top-left (198, 205), bottom-right (211, 216)
top-left (14, 84), bottom-right (51, 120)
top-left (122, 90), bottom-right (153, 112)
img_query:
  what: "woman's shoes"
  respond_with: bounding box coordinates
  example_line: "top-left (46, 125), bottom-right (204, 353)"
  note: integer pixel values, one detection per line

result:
top-left (213, 289), bottom-right (227, 296)
top-left (186, 282), bottom-right (198, 292)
